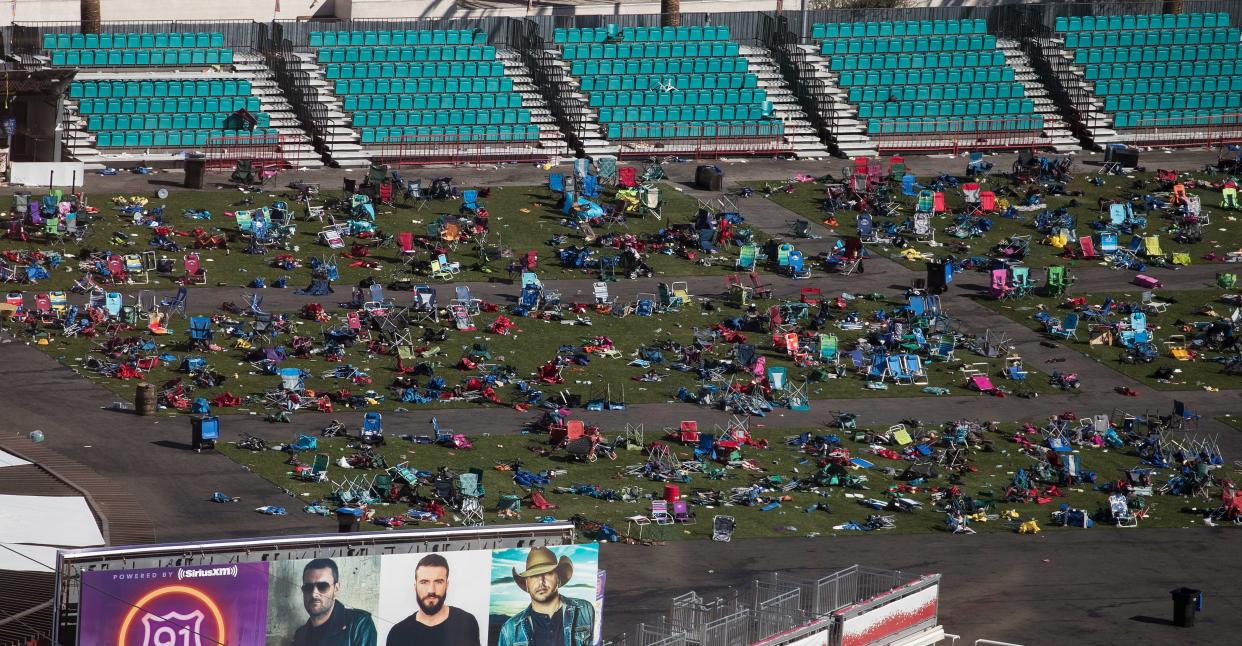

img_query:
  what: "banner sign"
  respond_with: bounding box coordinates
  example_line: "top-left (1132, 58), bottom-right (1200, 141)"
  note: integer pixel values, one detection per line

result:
top-left (77, 544), bottom-right (602, 646)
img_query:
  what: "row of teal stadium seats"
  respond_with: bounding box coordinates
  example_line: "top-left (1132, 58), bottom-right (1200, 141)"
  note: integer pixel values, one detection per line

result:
top-left (358, 125), bottom-right (539, 143)
top-left (1083, 60), bottom-right (1240, 79)
top-left (838, 67), bottom-right (1016, 86)
top-left (1113, 109), bottom-right (1241, 128)
top-left (1055, 13), bottom-right (1231, 32)
top-left (829, 51), bottom-right (1006, 71)
top-left (86, 114), bottom-right (271, 131)
top-left (1072, 44), bottom-right (1239, 64)
top-left (310, 29), bottom-right (486, 47)
top-left (350, 109), bottom-right (531, 127)
top-left (866, 116), bottom-right (1043, 135)
top-left (569, 58), bottom-right (748, 76)
top-left (324, 62), bottom-right (504, 79)
top-left (560, 42), bottom-right (740, 60)
top-left (606, 122), bottom-right (783, 139)
top-left (1063, 28), bottom-right (1240, 48)
top-left (342, 93), bottom-right (523, 111)
top-left (50, 49), bottom-right (233, 66)
top-left (1094, 76), bottom-right (1242, 95)
top-left (316, 46), bottom-right (496, 63)
top-left (848, 82), bottom-right (1025, 103)
top-left (598, 105), bottom-right (769, 123)
top-left (70, 79), bottom-right (252, 99)
top-left (1103, 93), bottom-right (1241, 111)
top-left (553, 25), bottom-right (731, 44)
top-left (334, 77), bottom-right (513, 95)
top-left (78, 96), bottom-right (261, 115)
top-left (95, 130), bottom-right (279, 148)
top-left (43, 31), bottom-right (223, 49)
top-left (579, 73), bottom-right (758, 91)
top-left (858, 98), bottom-right (1035, 119)
top-left (812, 19), bottom-right (987, 39)
top-left (589, 88), bottom-right (766, 108)
top-left (821, 35), bottom-right (997, 55)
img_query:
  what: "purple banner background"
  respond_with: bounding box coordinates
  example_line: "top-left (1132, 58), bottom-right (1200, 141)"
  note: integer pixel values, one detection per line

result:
top-left (79, 563), bottom-right (269, 646)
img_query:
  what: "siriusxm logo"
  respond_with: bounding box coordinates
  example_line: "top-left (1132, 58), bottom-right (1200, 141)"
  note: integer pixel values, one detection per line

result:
top-left (176, 565), bottom-right (239, 580)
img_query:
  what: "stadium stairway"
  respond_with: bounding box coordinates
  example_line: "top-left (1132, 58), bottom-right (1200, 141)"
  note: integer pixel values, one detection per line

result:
top-left (541, 52), bottom-right (612, 158)
top-left (229, 52), bottom-right (323, 168)
top-left (785, 43), bottom-right (879, 157)
top-left (494, 45), bottom-right (570, 160)
top-left (1035, 37), bottom-right (1126, 146)
top-left (739, 44), bottom-right (831, 158)
top-left (996, 37), bottom-right (1080, 152)
top-left (285, 50), bottom-right (372, 167)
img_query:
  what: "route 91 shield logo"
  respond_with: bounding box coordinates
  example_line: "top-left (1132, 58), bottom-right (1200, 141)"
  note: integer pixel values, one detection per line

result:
top-left (141, 610), bottom-right (204, 646)
top-left (78, 564), bottom-right (268, 646)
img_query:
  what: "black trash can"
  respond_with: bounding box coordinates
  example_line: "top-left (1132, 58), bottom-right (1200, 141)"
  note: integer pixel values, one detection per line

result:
top-left (336, 507), bottom-right (362, 533)
top-left (926, 261), bottom-right (948, 294)
top-left (695, 165), bottom-right (724, 191)
top-left (1171, 587), bottom-right (1201, 627)
top-left (184, 153), bottom-right (207, 189)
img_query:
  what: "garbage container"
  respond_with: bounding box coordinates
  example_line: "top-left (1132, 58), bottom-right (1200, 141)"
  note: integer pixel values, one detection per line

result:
top-left (1171, 587), bottom-right (1201, 627)
top-left (184, 153), bottom-right (207, 189)
top-left (336, 507), bottom-right (362, 533)
top-left (191, 415), bottom-right (220, 452)
top-left (135, 382), bottom-right (156, 416)
top-left (695, 165), bottom-right (724, 191)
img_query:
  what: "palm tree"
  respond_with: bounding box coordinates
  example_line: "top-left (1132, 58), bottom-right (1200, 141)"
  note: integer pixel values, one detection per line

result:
top-left (661, 0), bottom-right (680, 27)
top-left (81, 0), bottom-right (101, 34)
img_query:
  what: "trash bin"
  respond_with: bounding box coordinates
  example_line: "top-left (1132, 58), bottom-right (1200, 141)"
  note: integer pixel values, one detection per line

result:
top-left (1171, 587), bottom-right (1201, 627)
top-left (191, 416), bottom-right (220, 452)
top-left (184, 153), bottom-right (207, 189)
top-left (695, 165), bottom-right (724, 191)
top-left (336, 507), bottom-right (362, 533)
top-left (135, 382), bottom-right (156, 416)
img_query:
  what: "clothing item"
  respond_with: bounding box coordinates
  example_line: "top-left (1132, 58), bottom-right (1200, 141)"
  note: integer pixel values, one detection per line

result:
top-left (496, 596), bottom-right (595, 646)
top-left (386, 607), bottom-right (481, 646)
top-left (292, 602), bottom-right (378, 646)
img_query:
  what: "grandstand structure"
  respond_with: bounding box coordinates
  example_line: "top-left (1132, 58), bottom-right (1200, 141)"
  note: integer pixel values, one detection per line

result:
top-left (14, 24), bottom-right (323, 169)
top-left (2, 3), bottom-right (1242, 169)
top-left (1036, 9), bottom-right (1242, 148)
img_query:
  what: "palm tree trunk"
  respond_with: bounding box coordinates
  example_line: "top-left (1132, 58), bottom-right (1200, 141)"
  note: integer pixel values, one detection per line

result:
top-left (661, 0), bottom-right (680, 27)
top-left (81, 0), bottom-right (101, 34)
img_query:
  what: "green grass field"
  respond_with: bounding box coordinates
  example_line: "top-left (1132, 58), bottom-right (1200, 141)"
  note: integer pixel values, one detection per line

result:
top-left (978, 289), bottom-right (1242, 391)
top-left (2, 182), bottom-right (758, 292)
top-left (216, 420), bottom-right (1238, 540)
top-left (746, 167), bottom-right (1242, 269)
top-left (7, 292), bottom-right (1062, 415)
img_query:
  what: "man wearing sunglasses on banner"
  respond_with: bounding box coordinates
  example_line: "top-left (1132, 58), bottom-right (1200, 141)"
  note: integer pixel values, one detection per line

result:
top-left (293, 558), bottom-right (378, 646)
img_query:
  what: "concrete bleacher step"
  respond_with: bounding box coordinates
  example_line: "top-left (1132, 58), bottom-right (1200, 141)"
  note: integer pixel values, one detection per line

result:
top-left (788, 46), bottom-right (879, 156)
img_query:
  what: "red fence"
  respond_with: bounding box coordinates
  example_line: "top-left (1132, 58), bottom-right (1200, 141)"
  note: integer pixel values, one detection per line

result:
top-left (375, 134), bottom-right (552, 167)
top-left (1126, 113), bottom-right (1242, 149)
top-left (607, 123), bottom-right (792, 160)
top-left (204, 134), bottom-right (290, 171)
top-left (873, 117), bottom-right (1044, 154)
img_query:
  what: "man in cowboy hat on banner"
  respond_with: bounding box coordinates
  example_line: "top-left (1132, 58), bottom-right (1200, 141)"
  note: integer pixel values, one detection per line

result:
top-left (496, 547), bottom-right (595, 646)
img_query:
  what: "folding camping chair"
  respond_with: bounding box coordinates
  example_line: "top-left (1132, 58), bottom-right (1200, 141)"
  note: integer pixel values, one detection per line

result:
top-left (161, 286), bottom-right (188, 318)
top-left (183, 254), bottom-right (207, 284)
top-left (736, 243), bottom-right (758, 270)
top-left (360, 412), bottom-right (384, 444)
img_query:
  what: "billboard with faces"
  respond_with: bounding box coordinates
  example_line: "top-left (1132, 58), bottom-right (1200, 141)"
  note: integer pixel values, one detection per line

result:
top-left (76, 544), bottom-right (602, 646)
